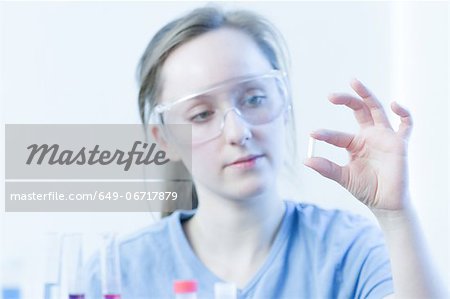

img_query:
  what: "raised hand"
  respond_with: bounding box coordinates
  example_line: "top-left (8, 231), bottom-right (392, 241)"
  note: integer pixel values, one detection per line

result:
top-left (304, 79), bottom-right (413, 211)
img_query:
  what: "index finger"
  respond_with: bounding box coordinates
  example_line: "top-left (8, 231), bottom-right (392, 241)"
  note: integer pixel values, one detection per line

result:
top-left (328, 93), bottom-right (374, 128)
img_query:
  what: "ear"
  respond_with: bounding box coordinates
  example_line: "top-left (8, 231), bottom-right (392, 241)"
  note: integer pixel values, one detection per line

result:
top-left (150, 125), bottom-right (182, 161)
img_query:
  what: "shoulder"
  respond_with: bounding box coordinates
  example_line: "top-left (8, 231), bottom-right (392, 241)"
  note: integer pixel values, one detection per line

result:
top-left (287, 200), bottom-right (375, 227)
top-left (284, 201), bottom-right (393, 298)
top-left (284, 200), bottom-right (383, 245)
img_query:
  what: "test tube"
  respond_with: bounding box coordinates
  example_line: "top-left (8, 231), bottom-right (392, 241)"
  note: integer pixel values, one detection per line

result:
top-left (100, 233), bottom-right (121, 299)
top-left (174, 280), bottom-right (198, 299)
top-left (2, 288), bottom-right (21, 299)
top-left (43, 233), bottom-right (62, 299)
top-left (1, 258), bottom-right (23, 299)
top-left (62, 234), bottom-right (85, 299)
top-left (214, 282), bottom-right (237, 299)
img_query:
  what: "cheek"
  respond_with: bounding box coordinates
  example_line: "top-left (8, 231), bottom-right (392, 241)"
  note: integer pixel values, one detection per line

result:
top-left (259, 118), bottom-right (286, 146)
top-left (190, 143), bottom-right (219, 177)
top-left (256, 119), bottom-right (287, 165)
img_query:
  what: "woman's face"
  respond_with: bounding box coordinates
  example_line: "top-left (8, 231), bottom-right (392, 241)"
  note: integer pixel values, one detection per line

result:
top-left (158, 27), bottom-right (287, 201)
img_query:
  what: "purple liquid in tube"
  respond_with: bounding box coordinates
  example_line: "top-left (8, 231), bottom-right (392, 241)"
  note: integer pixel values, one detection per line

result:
top-left (69, 295), bottom-right (85, 299)
top-left (104, 295), bottom-right (121, 299)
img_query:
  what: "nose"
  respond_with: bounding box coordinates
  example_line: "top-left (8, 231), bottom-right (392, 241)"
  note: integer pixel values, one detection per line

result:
top-left (222, 108), bottom-right (252, 145)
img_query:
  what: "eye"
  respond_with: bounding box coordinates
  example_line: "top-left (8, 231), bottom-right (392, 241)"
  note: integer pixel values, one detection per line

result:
top-left (243, 95), bottom-right (267, 107)
top-left (190, 110), bottom-right (215, 123)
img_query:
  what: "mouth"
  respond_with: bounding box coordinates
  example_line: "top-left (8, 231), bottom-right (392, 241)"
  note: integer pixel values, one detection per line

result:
top-left (225, 154), bottom-right (265, 169)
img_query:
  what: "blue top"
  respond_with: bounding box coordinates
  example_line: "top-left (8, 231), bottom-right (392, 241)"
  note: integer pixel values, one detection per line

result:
top-left (86, 200), bottom-right (393, 299)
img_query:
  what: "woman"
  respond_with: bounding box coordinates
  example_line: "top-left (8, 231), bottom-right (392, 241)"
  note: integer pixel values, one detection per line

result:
top-left (87, 6), bottom-right (445, 298)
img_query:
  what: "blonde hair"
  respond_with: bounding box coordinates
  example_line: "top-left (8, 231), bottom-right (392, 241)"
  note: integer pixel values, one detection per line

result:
top-left (137, 5), bottom-right (298, 213)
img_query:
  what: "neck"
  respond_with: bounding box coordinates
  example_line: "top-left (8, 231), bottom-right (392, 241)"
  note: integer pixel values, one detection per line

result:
top-left (183, 186), bottom-right (286, 260)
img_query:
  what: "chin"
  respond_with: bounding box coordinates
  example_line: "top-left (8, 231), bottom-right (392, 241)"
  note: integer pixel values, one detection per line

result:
top-left (227, 176), bottom-right (273, 200)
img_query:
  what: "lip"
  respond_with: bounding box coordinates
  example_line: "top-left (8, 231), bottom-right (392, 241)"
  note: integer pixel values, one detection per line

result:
top-left (226, 154), bottom-right (264, 168)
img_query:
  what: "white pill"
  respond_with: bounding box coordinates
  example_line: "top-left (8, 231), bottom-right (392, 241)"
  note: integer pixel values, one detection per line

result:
top-left (307, 136), bottom-right (316, 158)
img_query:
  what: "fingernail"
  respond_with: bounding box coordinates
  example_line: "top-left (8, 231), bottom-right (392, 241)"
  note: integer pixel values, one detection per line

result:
top-left (303, 158), bottom-right (313, 166)
top-left (311, 130), bottom-right (326, 137)
top-left (310, 132), bottom-right (318, 138)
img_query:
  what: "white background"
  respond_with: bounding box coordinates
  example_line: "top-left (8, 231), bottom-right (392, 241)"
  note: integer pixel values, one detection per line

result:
top-left (0, 1), bottom-right (448, 298)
